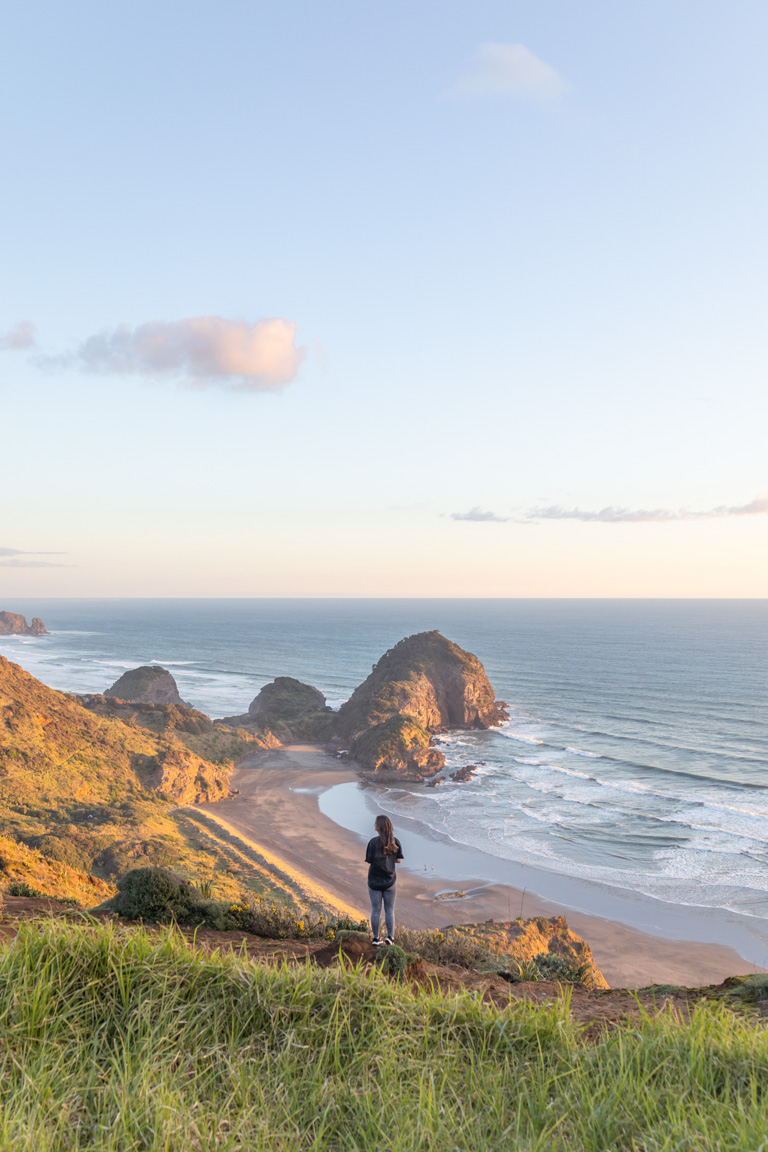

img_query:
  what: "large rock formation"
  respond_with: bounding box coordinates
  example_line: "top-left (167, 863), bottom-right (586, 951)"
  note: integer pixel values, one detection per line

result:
top-left (333, 631), bottom-right (508, 780)
top-left (105, 666), bottom-right (186, 706)
top-left (218, 676), bottom-right (332, 742)
top-left (0, 612), bottom-right (47, 636)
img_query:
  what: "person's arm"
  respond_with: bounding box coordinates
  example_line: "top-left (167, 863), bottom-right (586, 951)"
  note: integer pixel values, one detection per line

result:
top-left (365, 840), bottom-right (375, 864)
top-left (395, 838), bottom-right (404, 862)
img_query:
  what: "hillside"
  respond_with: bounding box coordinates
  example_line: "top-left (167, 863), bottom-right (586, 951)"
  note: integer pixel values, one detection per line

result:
top-left (0, 656), bottom-right (287, 903)
top-left (218, 676), bottom-right (333, 742)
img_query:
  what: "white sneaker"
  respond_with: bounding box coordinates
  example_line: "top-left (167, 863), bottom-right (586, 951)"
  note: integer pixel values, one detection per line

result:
top-left (371, 937), bottom-right (384, 947)
top-left (384, 936), bottom-right (395, 946)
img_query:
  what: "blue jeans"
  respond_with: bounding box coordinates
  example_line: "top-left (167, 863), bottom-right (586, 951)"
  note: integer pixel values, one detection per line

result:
top-left (369, 884), bottom-right (396, 939)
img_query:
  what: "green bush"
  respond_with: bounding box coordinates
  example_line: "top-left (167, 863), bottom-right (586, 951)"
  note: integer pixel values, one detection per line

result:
top-left (97, 867), bottom-right (222, 928)
top-left (7, 881), bottom-right (45, 898)
top-left (727, 974), bottom-right (768, 1004)
top-left (376, 944), bottom-right (413, 981)
top-left (533, 951), bottom-right (593, 984)
top-left (32, 833), bottom-right (93, 872)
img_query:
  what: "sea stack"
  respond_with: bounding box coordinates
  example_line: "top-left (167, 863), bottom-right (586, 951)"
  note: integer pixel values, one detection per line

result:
top-left (105, 666), bottom-right (187, 706)
top-left (0, 612), bottom-right (48, 636)
top-left (333, 630), bottom-right (508, 780)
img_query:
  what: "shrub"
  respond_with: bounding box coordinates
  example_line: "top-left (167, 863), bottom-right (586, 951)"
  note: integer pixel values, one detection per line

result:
top-left (98, 867), bottom-right (221, 928)
top-left (533, 951), bottom-right (592, 984)
top-left (7, 881), bottom-right (45, 898)
top-left (727, 975), bottom-right (768, 1004)
top-left (375, 944), bottom-right (413, 981)
top-left (508, 958), bottom-right (544, 982)
top-left (32, 833), bottom-right (93, 872)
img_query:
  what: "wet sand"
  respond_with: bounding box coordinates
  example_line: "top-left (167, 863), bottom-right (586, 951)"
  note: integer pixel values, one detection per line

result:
top-left (196, 745), bottom-right (764, 989)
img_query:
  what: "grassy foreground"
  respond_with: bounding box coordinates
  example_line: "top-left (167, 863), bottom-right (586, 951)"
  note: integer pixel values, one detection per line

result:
top-left (0, 923), bottom-right (767, 1151)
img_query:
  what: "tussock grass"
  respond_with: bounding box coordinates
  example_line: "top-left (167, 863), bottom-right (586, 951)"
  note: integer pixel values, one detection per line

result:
top-left (0, 921), bottom-right (767, 1150)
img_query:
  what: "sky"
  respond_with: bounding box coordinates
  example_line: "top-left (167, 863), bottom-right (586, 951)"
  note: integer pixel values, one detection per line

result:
top-left (1, 0), bottom-right (766, 597)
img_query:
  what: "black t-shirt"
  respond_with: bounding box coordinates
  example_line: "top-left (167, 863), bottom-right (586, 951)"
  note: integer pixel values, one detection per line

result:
top-left (365, 836), bottom-right (403, 890)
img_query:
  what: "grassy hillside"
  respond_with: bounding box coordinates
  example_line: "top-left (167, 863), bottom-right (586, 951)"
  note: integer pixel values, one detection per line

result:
top-left (0, 834), bottom-right (115, 904)
top-left (0, 920), bottom-right (766, 1151)
top-left (0, 654), bottom-right (232, 819)
top-left (0, 656), bottom-right (297, 906)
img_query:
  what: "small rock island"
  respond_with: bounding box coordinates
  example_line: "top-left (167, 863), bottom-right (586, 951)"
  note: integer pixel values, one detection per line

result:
top-left (0, 611), bottom-right (48, 636)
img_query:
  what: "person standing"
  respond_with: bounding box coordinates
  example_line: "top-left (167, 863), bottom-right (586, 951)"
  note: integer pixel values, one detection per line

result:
top-left (365, 814), bottom-right (403, 946)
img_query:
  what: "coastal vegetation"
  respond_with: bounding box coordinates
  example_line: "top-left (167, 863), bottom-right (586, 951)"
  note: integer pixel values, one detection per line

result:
top-left (0, 919), bottom-right (766, 1151)
top-left (0, 656), bottom-right (290, 904)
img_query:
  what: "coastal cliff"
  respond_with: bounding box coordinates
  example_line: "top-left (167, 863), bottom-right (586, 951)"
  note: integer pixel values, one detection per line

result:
top-left (105, 665), bottom-right (187, 706)
top-left (0, 611), bottom-right (47, 636)
top-left (333, 631), bottom-right (508, 780)
top-left (0, 654), bottom-right (238, 893)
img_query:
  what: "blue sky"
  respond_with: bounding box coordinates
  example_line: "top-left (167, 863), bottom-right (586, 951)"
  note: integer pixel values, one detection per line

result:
top-left (1, 0), bottom-right (766, 595)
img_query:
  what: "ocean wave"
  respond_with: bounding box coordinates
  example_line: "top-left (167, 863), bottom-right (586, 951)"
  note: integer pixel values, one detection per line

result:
top-left (565, 746), bottom-right (602, 758)
top-left (498, 729), bottom-right (545, 745)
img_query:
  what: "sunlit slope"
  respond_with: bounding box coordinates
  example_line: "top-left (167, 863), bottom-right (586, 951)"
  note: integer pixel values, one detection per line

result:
top-left (0, 656), bottom-right (307, 903)
top-left (0, 654), bottom-right (232, 833)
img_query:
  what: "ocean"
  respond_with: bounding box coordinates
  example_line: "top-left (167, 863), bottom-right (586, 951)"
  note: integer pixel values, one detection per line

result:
top-left (2, 598), bottom-right (767, 947)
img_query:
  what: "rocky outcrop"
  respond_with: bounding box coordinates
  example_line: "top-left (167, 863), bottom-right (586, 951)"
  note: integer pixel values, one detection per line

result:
top-left (0, 612), bottom-right (48, 636)
top-left (446, 915), bottom-right (609, 990)
top-left (333, 631), bottom-right (507, 780)
top-left (105, 666), bottom-right (186, 706)
top-left (218, 676), bottom-right (332, 742)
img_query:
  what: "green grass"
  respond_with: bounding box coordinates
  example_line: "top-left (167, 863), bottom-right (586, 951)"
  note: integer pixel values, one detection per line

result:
top-left (0, 921), bottom-right (767, 1151)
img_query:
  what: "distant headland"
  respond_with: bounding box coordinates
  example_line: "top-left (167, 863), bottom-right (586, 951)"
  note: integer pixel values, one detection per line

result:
top-left (0, 611), bottom-right (48, 636)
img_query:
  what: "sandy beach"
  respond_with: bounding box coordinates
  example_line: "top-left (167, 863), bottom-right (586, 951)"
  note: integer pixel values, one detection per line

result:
top-left (197, 744), bottom-right (765, 989)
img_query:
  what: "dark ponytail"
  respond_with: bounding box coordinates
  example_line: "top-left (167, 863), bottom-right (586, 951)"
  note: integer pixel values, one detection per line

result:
top-left (374, 814), bottom-right (398, 855)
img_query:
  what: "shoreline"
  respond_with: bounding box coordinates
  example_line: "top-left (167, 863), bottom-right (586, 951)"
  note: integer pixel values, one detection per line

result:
top-left (197, 745), bottom-right (766, 988)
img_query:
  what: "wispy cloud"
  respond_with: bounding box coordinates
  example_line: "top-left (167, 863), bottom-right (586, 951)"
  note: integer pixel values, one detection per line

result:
top-left (44, 316), bottom-right (306, 391)
top-left (0, 547), bottom-right (66, 556)
top-left (448, 495), bottom-right (768, 525)
top-left (452, 43), bottom-right (567, 102)
top-left (0, 559), bottom-right (72, 568)
top-left (0, 320), bottom-right (37, 350)
top-left (451, 507), bottom-right (509, 522)
top-left (528, 495), bottom-right (768, 523)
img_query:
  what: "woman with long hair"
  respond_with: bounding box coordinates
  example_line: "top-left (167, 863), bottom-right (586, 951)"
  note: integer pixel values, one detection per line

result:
top-left (365, 814), bottom-right (403, 946)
